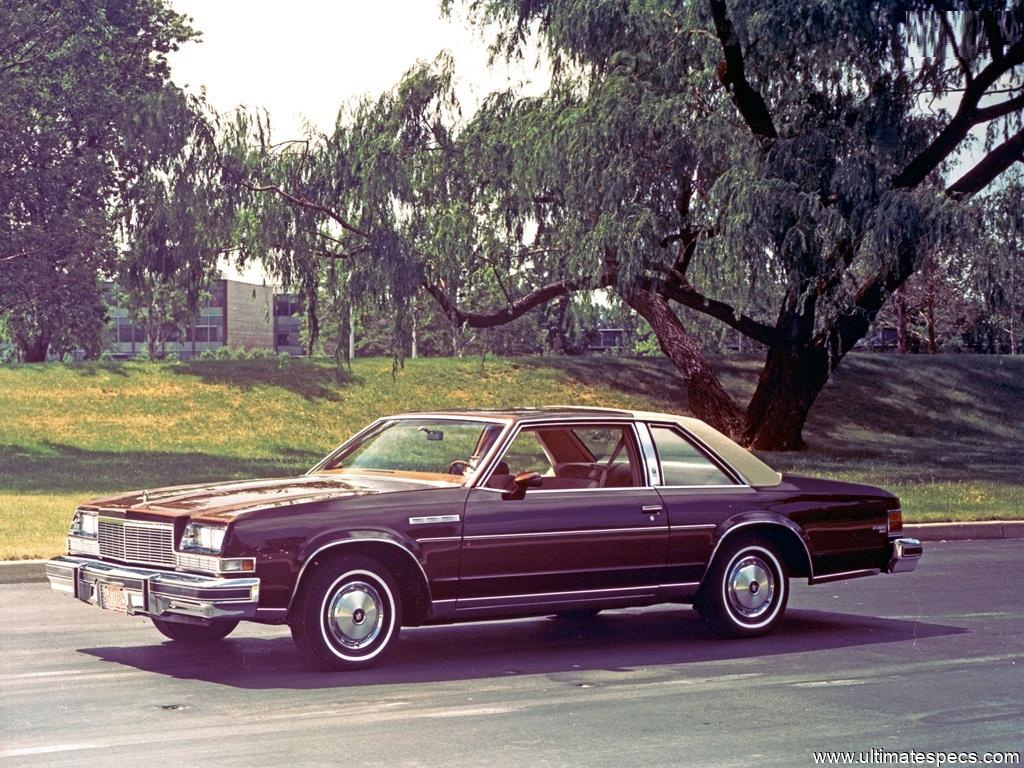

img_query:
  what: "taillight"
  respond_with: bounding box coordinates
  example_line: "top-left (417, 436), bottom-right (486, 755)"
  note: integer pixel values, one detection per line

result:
top-left (888, 508), bottom-right (903, 534)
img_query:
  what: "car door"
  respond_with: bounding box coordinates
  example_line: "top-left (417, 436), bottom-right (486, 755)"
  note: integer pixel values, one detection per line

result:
top-left (457, 421), bottom-right (669, 611)
top-left (642, 421), bottom-right (757, 585)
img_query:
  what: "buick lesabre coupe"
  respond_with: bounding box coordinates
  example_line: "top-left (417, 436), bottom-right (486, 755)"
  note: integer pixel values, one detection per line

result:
top-left (47, 407), bottom-right (922, 670)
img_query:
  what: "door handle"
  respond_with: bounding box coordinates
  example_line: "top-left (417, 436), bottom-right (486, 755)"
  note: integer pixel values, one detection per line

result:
top-left (641, 505), bottom-right (663, 514)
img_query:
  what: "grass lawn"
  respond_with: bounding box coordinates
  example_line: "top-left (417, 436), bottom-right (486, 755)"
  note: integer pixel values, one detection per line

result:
top-left (1, 353), bottom-right (1021, 559)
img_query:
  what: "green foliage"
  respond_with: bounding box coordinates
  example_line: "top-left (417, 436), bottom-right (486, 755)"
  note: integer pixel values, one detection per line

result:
top-left (118, 90), bottom-right (232, 357)
top-left (0, 0), bottom-right (196, 361)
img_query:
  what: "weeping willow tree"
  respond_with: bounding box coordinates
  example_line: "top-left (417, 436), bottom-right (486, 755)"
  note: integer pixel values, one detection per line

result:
top-left (118, 90), bottom-right (232, 358)
top-left (222, 2), bottom-right (1023, 449)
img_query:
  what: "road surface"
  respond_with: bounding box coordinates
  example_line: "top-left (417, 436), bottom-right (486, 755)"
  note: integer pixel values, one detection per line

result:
top-left (1, 540), bottom-right (1021, 767)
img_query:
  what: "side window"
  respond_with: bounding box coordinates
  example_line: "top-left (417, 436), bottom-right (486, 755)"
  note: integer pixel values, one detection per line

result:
top-left (651, 426), bottom-right (734, 486)
top-left (498, 430), bottom-right (553, 477)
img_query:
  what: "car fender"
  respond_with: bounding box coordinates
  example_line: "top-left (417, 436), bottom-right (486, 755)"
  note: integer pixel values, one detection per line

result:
top-left (288, 529), bottom-right (431, 612)
top-left (704, 512), bottom-right (814, 581)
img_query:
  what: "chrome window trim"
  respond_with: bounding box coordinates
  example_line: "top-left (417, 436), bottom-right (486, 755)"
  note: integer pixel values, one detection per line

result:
top-left (701, 520), bottom-right (815, 581)
top-left (634, 422), bottom-right (661, 486)
top-left (286, 538), bottom-right (431, 613)
top-left (307, 415), bottom-right (514, 484)
top-left (646, 421), bottom-right (747, 487)
top-left (470, 486), bottom-right (649, 496)
top-left (657, 484), bottom-right (753, 491)
top-left (471, 419), bottom-right (648, 490)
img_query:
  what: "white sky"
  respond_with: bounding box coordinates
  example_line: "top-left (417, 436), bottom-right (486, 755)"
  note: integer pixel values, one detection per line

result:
top-left (168, 0), bottom-right (549, 284)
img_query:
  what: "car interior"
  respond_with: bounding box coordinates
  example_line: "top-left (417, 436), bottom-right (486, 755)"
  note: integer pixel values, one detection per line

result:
top-left (483, 425), bottom-right (640, 491)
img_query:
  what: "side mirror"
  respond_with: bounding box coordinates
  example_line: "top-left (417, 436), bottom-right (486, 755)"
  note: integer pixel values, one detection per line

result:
top-left (502, 471), bottom-right (543, 500)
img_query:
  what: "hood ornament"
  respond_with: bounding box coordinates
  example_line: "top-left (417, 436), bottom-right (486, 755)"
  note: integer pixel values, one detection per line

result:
top-left (142, 489), bottom-right (149, 504)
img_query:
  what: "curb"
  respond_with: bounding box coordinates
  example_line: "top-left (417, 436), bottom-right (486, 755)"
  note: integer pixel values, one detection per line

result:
top-left (2, 521), bottom-right (1021, 585)
top-left (0, 559), bottom-right (49, 585)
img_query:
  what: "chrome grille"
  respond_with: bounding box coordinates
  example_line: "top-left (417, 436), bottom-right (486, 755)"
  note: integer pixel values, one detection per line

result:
top-left (97, 518), bottom-right (176, 567)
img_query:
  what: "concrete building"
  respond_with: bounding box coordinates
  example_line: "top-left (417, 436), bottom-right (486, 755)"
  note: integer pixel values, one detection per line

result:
top-left (108, 277), bottom-right (304, 358)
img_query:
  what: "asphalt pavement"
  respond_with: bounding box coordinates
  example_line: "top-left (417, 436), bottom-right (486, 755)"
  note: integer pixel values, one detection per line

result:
top-left (1, 540), bottom-right (1021, 768)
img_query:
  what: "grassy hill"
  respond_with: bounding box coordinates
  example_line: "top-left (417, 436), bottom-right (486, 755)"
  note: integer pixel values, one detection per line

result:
top-left (1, 353), bottom-right (1021, 559)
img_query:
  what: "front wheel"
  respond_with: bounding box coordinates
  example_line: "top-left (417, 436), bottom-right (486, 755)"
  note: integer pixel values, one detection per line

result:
top-left (696, 536), bottom-right (788, 638)
top-left (151, 616), bottom-right (238, 643)
top-left (290, 555), bottom-right (401, 671)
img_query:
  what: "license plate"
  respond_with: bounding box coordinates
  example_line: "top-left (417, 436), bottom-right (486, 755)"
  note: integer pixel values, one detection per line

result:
top-left (98, 582), bottom-right (128, 614)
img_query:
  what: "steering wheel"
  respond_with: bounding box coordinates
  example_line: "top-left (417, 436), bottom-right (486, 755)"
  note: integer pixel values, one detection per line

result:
top-left (446, 460), bottom-right (471, 476)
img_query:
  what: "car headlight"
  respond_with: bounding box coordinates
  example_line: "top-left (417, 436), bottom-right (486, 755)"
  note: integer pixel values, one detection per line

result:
top-left (179, 522), bottom-right (227, 554)
top-left (68, 509), bottom-right (98, 539)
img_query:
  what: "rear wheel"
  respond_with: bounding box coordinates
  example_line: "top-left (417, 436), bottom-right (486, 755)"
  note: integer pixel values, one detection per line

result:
top-left (290, 555), bottom-right (401, 671)
top-left (697, 535), bottom-right (788, 638)
top-left (151, 616), bottom-right (238, 643)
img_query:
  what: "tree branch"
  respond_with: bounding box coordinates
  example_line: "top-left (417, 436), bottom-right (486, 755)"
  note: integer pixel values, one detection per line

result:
top-left (423, 276), bottom-right (608, 329)
top-left (708, 0), bottom-right (778, 141)
top-left (659, 281), bottom-right (780, 347)
top-left (237, 178), bottom-right (370, 238)
top-left (981, 10), bottom-right (1005, 64)
top-left (940, 11), bottom-right (973, 83)
top-left (893, 39), bottom-right (1024, 190)
top-left (946, 127), bottom-right (1024, 199)
top-left (974, 89), bottom-right (1024, 123)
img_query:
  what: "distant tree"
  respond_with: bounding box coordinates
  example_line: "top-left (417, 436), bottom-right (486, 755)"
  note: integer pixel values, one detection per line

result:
top-left (0, 0), bottom-right (195, 361)
top-left (972, 173), bottom-right (1024, 353)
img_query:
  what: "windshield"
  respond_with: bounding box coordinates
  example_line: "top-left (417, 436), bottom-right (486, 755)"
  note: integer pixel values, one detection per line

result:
top-left (319, 419), bottom-right (506, 481)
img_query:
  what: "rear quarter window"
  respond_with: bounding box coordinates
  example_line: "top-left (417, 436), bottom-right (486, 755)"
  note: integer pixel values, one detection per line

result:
top-left (650, 425), bottom-right (735, 486)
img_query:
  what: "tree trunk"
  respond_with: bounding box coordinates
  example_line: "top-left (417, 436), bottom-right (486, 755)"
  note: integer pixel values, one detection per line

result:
top-left (894, 288), bottom-right (908, 353)
top-left (742, 344), bottom-right (830, 450)
top-left (621, 288), bottom-right (745, 436)
top-left (20, 334), bottom-right (50, 363)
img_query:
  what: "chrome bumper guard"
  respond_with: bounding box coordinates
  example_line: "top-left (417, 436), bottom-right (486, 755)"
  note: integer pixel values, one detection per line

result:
top-left (887, 537), bottom-right (923, 574)
top-left (46, 555), bottom-right (260, 621)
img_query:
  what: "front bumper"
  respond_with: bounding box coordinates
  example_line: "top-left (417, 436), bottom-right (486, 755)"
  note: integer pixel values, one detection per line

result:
top-left (887, 537), bottom-right (923, 574)
top-left (46, 555), bottom-right (260, 622)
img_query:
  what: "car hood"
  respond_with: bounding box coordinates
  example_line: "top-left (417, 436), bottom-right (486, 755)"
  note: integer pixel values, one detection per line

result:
top-left (81, 473), bottom-right (454, 522)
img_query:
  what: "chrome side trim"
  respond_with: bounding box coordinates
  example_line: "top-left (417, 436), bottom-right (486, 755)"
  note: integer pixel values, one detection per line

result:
top-left (669, 524), bottom-right (718, 531)
top-left (464, 526), bottom-right (664, 541)
top-left (415, 536), bottom-right (462, 544)
top-left (658, 581), bottom-right (701, 589)
top-left (700, 520), bottom-right (815, 582)
top-left (457, 584), bottom-right (656, 604)
top-left (409, 515), bottom-right (461, 525)
top-left (809, 568), bottom-right (879, 585)
top-left (286, 538), bottom-right (431, 614)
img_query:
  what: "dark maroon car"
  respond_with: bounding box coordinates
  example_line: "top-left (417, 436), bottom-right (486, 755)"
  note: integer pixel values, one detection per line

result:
top-left (46, 407), bottom-right (922, 670)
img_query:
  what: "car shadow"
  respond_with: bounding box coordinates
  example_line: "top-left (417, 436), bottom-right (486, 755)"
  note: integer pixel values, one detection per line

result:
top-left (78, 607), bottom-right (966, 690)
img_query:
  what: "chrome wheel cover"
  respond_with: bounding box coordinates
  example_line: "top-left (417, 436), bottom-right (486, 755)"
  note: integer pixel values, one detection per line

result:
top-left (325, 580), bottom-right (384, 650)
top-left (726, 555), bottom-right (775, 620)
